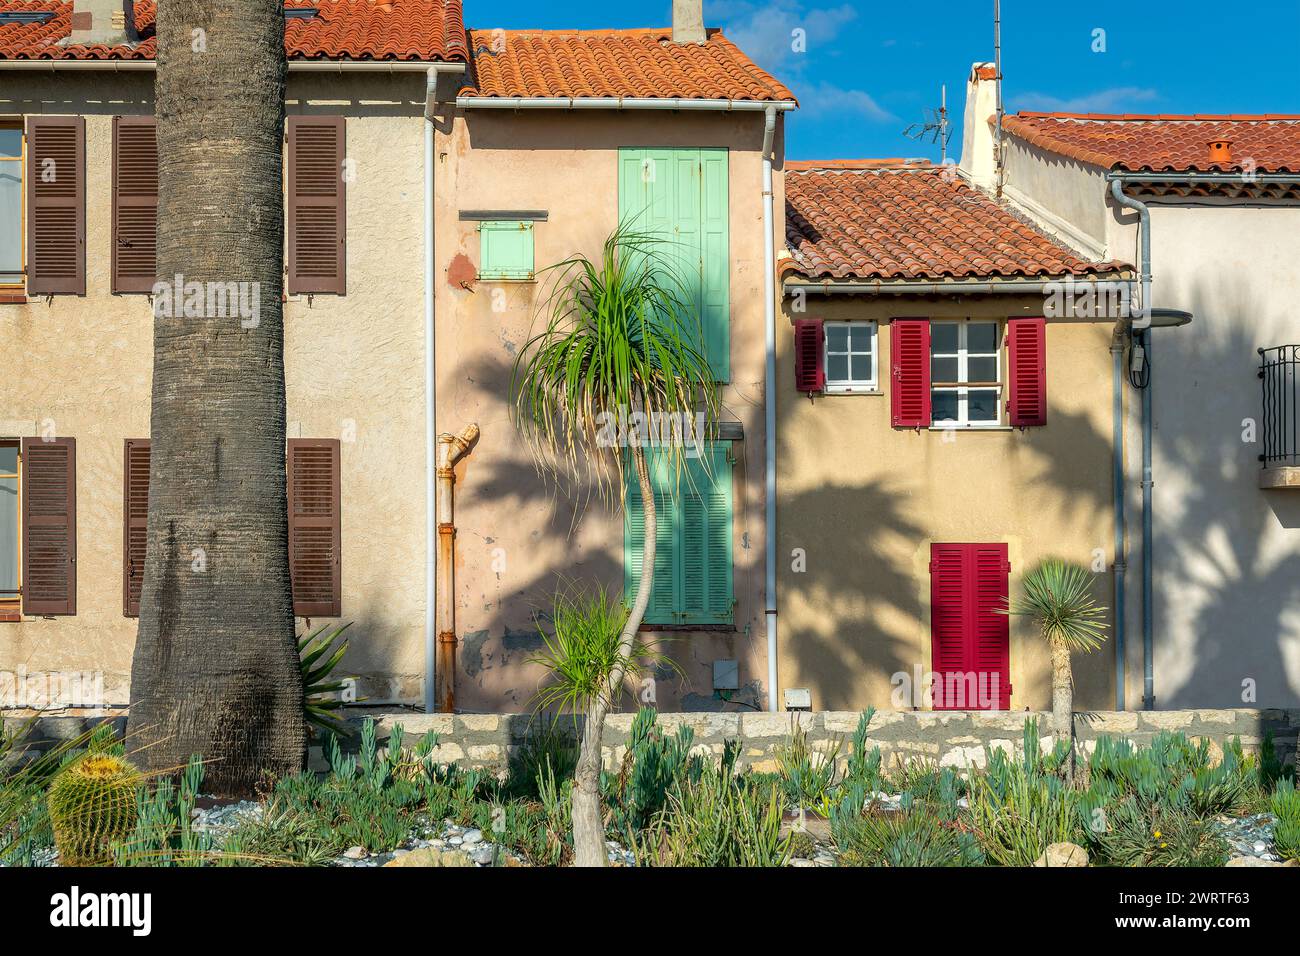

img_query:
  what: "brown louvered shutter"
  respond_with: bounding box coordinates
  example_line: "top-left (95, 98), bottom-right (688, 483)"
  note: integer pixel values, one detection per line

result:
top-left (286, 116), bottom-right (346, 295)
top-left (123, 439), bottom-right (150, 617)
top-left (112, 117), bottom-right (158, 294)
top-left (25, 116), bottom-right (85, 295)
top-left (21, 438), bottom-right (76, 615)
top-left (288, 439), bottom-right (341, 617)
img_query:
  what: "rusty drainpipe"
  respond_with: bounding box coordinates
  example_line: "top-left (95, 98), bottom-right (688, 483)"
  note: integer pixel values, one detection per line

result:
top-left (435, 423), bottom-right (479, 713)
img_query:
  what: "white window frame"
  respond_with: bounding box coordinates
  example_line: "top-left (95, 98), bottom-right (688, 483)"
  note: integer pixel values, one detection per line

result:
top-left (823, 320), bottom-right (878, 393)
top-left (931, 320), bottom-right (1003, 428)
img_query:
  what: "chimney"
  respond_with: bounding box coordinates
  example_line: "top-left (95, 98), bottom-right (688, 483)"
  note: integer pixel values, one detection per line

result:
top-left (672, 0), bottom-right (706, 44)
top-left (69, 0), bottom-right (133, 47)
top-left (1207, 139), bottom-right (1233, 166)
top-left (958, 62), bottom-right (999, 191)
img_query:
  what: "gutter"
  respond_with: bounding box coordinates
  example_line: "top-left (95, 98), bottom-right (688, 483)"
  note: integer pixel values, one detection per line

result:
top-left (455, 96), bottom-right (797, 112)
top-left (761, 105), bottom-right (779, 712)
top-left (1104, 171), bottom-right (1300, 185)
top-left (1110, 339), bottom-right (1127, 710)
top-left (0, 59), bottom-right (468, 73)
top-left (782, 276), bottom-right (1132, 296)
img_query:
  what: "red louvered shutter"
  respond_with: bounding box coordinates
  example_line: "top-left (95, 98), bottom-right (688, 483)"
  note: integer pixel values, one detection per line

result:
top-left (21, 438), bottom-right (76, 615)
top-left (286, 116), bottom-right (346, 295)
top-left (793, 318), bottom-right (824, 393)
top-left (1007, 317), bottom-right (1047, 426)
top-left (123, 439), bottom-right (150, 617)
top-left (930, 542), bottom-right (1010, 710)
top-left (112, 116), bottom-right (158, 294)
top-left (25, 116), bottom-right (85, 295)
top-left (891, 318), bottom-right (931, 427)
top-left (288, 439), bottom-right (341, 617)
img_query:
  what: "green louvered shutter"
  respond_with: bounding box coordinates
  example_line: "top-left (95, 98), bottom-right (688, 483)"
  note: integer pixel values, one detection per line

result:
top-left (623, 446), bottom-right (733, 627)
top-left (618, 148), bottom-right (730, 381)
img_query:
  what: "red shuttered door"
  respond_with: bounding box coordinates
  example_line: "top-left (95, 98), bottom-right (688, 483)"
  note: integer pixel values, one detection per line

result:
top-left (793, 318), bottom-right (824, 393)
top-left (1007, 317), bottom-right (1047, 426)
top-left (930, 542), bottom-right (1010, 710)
top-left (891, 318), bottom-right (931, 427)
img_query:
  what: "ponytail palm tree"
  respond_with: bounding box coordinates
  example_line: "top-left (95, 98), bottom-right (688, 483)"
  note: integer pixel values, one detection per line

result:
top-left (512, 224), bottom-right (719, 866)
top-left (1004, 560), bottom-right (1109, 782)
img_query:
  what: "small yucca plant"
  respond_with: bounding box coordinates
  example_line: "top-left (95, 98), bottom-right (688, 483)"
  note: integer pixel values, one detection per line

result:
top-left (299, 622), bottom-right (360, 736)
top-left (1003, 559), bottom-right (1109, 782)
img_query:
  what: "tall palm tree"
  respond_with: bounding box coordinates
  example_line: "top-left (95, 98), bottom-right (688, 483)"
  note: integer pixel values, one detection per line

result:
top-left (512, 224), bottom-right (718, 866)
top-left (1004, 559), bottom-right (1109, 782)
top-left (128, 0), bottom-right (306, 795)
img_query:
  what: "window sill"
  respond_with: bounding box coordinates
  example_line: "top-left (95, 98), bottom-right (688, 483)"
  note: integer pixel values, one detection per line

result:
top-left (0, 292), bottom-right (27, 305)
top-left (928, 424), bottom-right (1014, 432)
top-left (638, 623), bottom-right (736, 633)
top-left (476, 275), bottom-right (536, 284)
top-left (824, 386), bottom-right (882, 396)
top-left (0, 608), bottom-right (22, 623)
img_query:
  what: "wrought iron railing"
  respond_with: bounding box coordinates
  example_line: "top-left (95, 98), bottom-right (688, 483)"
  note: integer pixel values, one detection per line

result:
top-left (1259, 345), bottom-right (1299, 468)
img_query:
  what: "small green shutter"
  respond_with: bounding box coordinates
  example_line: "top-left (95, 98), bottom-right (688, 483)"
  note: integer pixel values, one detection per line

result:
top-left (623, 445), bottom-right (733, 626)
top-left (618, 148), bottom-right (730, 381)
top-left (479, 220), bottom-right (534, 280)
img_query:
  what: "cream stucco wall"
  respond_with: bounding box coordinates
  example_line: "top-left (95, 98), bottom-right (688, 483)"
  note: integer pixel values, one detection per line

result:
top-left (431, 108), bottom-right (781, 712)
top-left (776, 294), bottom-right (1118, 712)
top-left (0, 73), bottom-right (431, 706)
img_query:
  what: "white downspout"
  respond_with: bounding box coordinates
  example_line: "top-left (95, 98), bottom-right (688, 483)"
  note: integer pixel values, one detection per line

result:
top-left (423, 68), bottom-right (439, 713)
top-left (761, 105), bottom-right (779, 712)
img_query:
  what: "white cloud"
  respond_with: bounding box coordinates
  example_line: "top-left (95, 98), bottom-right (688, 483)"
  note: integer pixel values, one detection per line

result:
top-left (1013, 86), bottom-right (1159, 113)
top-left (708, 0), bottom-right (858, 74)
top-left (795, 81), bottom-right (897, 123)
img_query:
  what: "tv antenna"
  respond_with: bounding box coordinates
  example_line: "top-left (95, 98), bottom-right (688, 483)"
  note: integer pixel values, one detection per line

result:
top-left (903, 84), bottom-right (953, 164)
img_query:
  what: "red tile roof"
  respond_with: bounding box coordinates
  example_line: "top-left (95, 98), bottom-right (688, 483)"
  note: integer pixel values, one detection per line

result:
top-left (0, 0), bottom-right (468, 62)
top-left (1002, 112), bottom-right (1300, 173)
top-left (784, 161), bottom-right (1126, 281)
top-left (460, 28), bottom-right (795, 102)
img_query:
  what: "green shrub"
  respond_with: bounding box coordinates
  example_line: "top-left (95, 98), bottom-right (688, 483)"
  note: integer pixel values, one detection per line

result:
top-left (836, 809), bottom-right (983, 867)
top-left (969, 729), bottom-right (1081, 866)
top-left (114, 755), bottom-right (212, 867)
top-left (604, 707), bottom-right (701, 834)
top-left (844, 708), bottom-right (883, 793)
top-left (1086, 797), bottom-right (1228, 867)
top-left (634, 742), bottom-right (789, 868)
top-left (775, 717), bottom-right (842, 811)
top-left (1085, 732), bottom-right (1253, 817)
top-left (504, 718), bottom-right (578, 801)
top-left (47, 752), bottom-right (141, 866)
top-left (1271, 778), bottom-right (1300, 862)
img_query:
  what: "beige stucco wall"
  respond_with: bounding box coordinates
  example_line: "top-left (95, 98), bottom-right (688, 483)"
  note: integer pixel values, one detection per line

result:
top-left (431, 108), bottom-right (782, 712)
top-left (775, 293), bottom-right (1118, 712)
top-left (0, 73), bottom-right (430, 706)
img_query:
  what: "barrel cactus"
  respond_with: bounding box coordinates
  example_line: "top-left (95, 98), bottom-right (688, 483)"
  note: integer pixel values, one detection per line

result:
top-left (47, 754), bottom-right (141, 865)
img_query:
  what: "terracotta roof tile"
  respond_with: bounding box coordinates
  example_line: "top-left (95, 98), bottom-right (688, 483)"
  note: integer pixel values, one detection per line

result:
top-left (784, 161), bottom-right (1125, 281)
top-left (0, 0), bottom-right (468, 62)
top-left (1002, 112), bottom-right (1300, 173)
top-left (461, 28), bottom-right (795, 102)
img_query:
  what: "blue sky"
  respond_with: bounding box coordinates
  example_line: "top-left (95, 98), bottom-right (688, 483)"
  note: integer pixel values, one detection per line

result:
top-left (469, 0), bottom-right (1299, 161)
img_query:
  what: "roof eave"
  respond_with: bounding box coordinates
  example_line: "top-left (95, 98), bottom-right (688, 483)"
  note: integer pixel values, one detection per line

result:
top-left (455, 95), bottom-right (796, 111)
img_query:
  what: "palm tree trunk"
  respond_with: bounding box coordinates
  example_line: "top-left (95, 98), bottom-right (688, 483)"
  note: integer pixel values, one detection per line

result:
top-left (127, 0), bottom-right (306, 796)
top-left (1050, 636), bottom-right (1075, 783)
top-left (570, 444), bottom-right (656, 866)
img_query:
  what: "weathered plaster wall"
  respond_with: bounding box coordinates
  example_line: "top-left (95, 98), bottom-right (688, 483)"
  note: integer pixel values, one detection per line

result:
top-left (776, 294), bottom-right (1119, 712)
top-left (1106, 200), bottom-right (1300, 709)
top-left (0, 73), bottom-right (431, 705)
top-left (430, 108), bottom-right (783, 712)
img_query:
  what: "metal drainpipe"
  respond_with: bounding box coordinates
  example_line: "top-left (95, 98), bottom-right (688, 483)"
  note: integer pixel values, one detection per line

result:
top-left (1110, 340), bottom-right (1127, 710)
top-left (761, 105), bottom-right (779, 712)
top-left (435, 424), bottom-right (480, 713)
top-left (1109, 178), bottom-right (1154, 709)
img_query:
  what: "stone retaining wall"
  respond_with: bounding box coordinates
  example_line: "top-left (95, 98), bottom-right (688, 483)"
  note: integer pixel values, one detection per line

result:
top-left (6, 708), bottom-right (1296, 775)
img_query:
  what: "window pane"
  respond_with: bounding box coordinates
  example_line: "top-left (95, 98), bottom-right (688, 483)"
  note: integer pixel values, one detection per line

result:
top-left (0, 445), bottom-right (16, 473)
top-left (850, 354), bottom-right (874, 383)
top-left (0, 129), bottom-right (19, 159)
top-left (0, 474), bottom-right (17, 594)
top-left (827, 353), bottom-right (849, 382)
top-left (932, 391), bottom-right (959, 422)
top-left (931, 355), bottom-right (958, 382)
top-left (967, 322), bottom-right (999, 353)
top-left (849, 324), bottom-right (874, 352)
top-left (825, 324), bottom-right (849, 352)
top-left (0, 165), bottom-right (20, 282)
top-left (931, 323), bottom-right (958, 352)
top-left (968, 356), bottom-right (998, 382)
top-left (968, 389), bottom-right (999, 422)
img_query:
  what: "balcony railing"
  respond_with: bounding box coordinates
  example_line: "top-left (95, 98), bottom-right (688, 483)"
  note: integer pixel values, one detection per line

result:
top-left (1259, 345), bottom-right (1299, 469)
